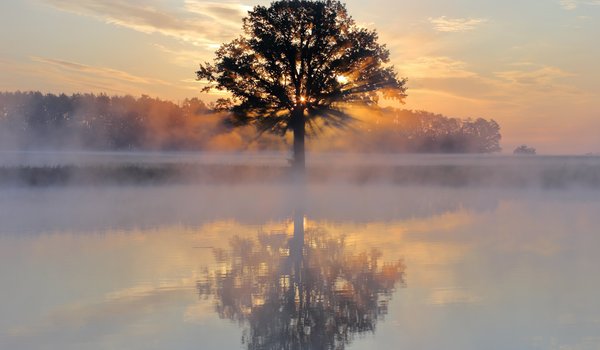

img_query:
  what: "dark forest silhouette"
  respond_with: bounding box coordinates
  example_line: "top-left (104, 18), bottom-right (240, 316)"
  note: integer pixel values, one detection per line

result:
top-left (0, 91), bottom-right (501, 153)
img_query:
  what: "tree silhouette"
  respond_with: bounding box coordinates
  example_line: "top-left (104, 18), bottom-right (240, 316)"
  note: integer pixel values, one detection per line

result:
top-left (513, 145), bottom-right (536, 155)
top-left (197, 213), bottom-right (405, 350)
top-left (196, 0), bottom-right (407, 171)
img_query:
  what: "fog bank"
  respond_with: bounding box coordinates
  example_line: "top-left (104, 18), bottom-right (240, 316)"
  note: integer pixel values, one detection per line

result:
top-left (1, 152), bottom-right (600, 189)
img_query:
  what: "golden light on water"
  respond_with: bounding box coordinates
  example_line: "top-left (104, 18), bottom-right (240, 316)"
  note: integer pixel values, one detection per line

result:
top-left (3, 186), bottom-right (600, 349)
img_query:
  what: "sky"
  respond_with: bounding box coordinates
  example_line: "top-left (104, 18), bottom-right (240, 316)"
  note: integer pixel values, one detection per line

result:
top-left (0, 0), bottom-right (599, 154)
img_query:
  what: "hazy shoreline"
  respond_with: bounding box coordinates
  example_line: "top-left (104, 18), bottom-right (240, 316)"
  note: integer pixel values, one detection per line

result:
top-left (1, 152), bottom-right (600, 188)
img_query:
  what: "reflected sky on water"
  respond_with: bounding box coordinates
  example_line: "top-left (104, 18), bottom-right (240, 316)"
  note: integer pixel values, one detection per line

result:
top-left (1, 184), bottom-right (600, 349)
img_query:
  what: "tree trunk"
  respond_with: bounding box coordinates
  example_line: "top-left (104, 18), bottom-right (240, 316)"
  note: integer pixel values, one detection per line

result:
top-left (291, 207), bottom-right (305, 267)
top-left (292, 107), bottom-right (305, 173)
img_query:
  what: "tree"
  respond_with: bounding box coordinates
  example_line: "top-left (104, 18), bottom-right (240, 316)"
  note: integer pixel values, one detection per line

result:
top-left (197, 0), bottom-right (407, 171)
top-left (514, 145), bottom-right (536, 155)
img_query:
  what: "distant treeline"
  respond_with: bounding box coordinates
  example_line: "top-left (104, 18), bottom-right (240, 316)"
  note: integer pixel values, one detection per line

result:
top-left (0, 91), bottom-right (501, 153)
top-left (344, 107), bottom-right (501, 153)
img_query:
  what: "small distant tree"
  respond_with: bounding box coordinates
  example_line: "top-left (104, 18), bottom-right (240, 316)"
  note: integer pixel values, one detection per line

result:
top-left (514, 144), bottom-right (536, 155)
top-left (197, 0), bottom-right (407, 171)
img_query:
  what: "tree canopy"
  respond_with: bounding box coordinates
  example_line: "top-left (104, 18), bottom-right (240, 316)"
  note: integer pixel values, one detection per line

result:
top-left (197, 0), bottom-right (407, 168)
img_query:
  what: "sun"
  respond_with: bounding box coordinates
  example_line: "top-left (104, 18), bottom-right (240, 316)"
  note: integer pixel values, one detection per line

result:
top-left (336, 75), bottom-right (349, 84)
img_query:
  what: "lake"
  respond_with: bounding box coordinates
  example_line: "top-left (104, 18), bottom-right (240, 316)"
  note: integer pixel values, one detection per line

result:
top-left (1, 153), bottom-right (600, 349)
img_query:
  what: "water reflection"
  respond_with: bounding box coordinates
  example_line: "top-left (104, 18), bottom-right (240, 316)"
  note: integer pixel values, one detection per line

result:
top-left (3, 183), bottom-right (600, 349)
top-left (197, 209), bottom-right (405, 349)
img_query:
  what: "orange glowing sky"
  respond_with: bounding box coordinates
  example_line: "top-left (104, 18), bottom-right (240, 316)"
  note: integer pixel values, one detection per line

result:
top-left (1, 0), bottom-right (599, 153)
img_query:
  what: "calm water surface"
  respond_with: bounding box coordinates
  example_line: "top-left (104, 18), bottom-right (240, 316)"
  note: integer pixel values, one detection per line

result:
top-left (1, 183), bottom-right (599, 349)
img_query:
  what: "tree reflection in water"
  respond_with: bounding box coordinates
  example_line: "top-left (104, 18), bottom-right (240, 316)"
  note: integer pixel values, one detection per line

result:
top-left (197, 211), bottom-right (405, 350)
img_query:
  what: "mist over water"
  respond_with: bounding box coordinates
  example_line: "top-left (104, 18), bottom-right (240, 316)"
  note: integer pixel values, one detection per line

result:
top-left (2, 151), bottom-right (600, 188)
top-left (1, 152), bottom-right (600, 349)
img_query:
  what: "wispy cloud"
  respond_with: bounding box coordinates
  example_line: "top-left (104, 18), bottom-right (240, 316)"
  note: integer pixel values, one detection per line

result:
top-left (559, 0), bottom-right (600, 10)
top-left (1, 55), bottom-right (226, 100)
top-left (183, 0), bottom-right (252, 27)
top-left (31, 56), bottom-right (171, 86)
top-left (397, 56), bottom-right (477, 79)
top-left (428, 16), bottom-right (488, 32)
top-left (560, 0), bottom-right (579, 10)
top-left (397, 55), bottom-right (585, 125)
top-left (13, 56), bottom-right (204, 98)
top-left (42, 0), bottom-right (251, 47)
top-left (494, 65), bottom-right (574, 87)
top-left (154, 44), bottom-right (211, 68)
